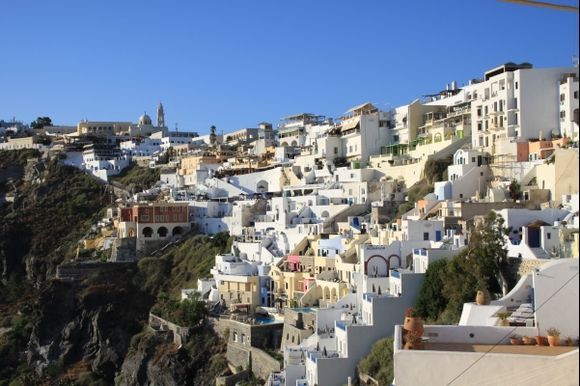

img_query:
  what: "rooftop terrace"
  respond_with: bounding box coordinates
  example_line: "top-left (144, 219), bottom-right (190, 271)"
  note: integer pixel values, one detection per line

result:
top-left (423, 342), bottom-right (577, 356)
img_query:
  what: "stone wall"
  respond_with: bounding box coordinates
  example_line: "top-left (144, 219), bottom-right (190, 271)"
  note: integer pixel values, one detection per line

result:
top-left (371, 201), bottom-right (406, 225)
top-left (110, 237), bottom-right (136, 262)
top-left (250, 346), bottom-right (282, 380)
top-left (226, 343), bottom-right (250, 370)
top-left (225, 343), bottom-right (281, 381)
top-left (219, 318), bottom-right (283, 350)
top-left (56, 261), bottom-right (134, 281)
top-left (281, 310), bottom-right (316, 349)
top-left (148, 313), bottom-right (190, 346)
top-left (215, 369), bottom-right (249, 386)
top-left (504, 257), bottom-right (548, 288)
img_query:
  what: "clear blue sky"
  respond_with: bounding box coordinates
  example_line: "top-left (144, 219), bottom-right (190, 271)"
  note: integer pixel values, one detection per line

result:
top-left (1, 0), bottom-right (578, 134)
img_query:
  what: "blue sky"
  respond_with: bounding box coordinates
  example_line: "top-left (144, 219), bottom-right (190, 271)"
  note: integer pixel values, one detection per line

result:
top-left (1, 0), bottom-right (578, 134)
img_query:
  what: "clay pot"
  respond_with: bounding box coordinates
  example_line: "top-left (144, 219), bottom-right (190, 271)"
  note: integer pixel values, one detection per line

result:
top-left (547, 335), bottom-right (559, 347)
top-left (475, 290), bottom-right (487, 305)
top-left (510, 337), bottom-right (521, 345)
top-left (404, 332), bottom-right (424, 350)
top-left (404, 340), bottom-right (424, 350)
top-left (522, 336), bottom-right (535, 345)
top-left (536, 336), bottom-right (546, 346)
top-left (403, 317), bottom-right (424, 336)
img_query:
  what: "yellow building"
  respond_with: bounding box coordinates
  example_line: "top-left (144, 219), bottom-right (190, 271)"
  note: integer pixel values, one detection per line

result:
top-left (179, 155), bottom-right (220, 175)
top-left (216, 274), bottom-right (261, 313)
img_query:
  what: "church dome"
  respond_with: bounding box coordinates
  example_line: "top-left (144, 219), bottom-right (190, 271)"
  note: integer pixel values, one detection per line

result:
top-left (139, 113), bottom-right (152, 126)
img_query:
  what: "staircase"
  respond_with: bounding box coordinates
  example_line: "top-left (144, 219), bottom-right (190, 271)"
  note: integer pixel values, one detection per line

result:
top-left (322, 202), bottom-right (371, 233)
top-left (530, 247), bottom-right (549, 259)
top-left (507, 303), bottom-right (534, 325)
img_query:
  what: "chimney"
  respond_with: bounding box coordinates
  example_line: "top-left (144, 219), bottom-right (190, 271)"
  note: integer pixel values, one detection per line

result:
top-left (296, 312), bottom-right (304, 329)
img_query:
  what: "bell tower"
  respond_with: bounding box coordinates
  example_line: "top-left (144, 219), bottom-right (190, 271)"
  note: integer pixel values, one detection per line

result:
top-left (157, 102), bottom-right (165, 128)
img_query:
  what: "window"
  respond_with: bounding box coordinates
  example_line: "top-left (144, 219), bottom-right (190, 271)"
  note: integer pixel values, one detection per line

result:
top-left (334, 147), bottom-right (338, 154)
top-left (560, 93), bottom-right (566, 103)
top-left (423, 232), bottom-right (429, 241)
top-left (574, 91), bottom-right (579, 99)
top-left (560, 111), bottom-right (566, 119)
top-left (515, 81), bottom-right (518, 89)
top-left (477, 107), bottom-right (482, 117)
top-left (547, 232), bottom-right (551, 240)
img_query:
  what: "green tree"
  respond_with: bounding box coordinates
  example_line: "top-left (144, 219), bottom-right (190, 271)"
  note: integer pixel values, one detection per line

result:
top-left (423, 155), bottom-right (453, 184)
top-left (442, 212), bottom-right (511, 321)
top-left (357, 337), bottom-right (394, 385)
top-left (30, 116), bottom-right (52, 129)
top-left (414, 259), bottom-right (449, 321)
top-left (508, 180), bottom-right (522, 202)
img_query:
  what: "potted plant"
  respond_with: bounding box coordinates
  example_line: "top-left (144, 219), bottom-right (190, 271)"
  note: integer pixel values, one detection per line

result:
top-left (403, 307), bottom-right (424, 337)
top-left (546, 328), bottom-right (560, 347)
top-left (509, 335), bottom-right (521, 345)
top-left (496, 312), bottom-right (509, 327)
top-left (404, 330), bottom-right (424, 350)
top-left (522, 336), bottom-right (535, 345)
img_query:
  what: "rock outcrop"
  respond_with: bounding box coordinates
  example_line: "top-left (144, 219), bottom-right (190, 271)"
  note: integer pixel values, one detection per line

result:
top-left (27, 269), bottom-right (152, 383)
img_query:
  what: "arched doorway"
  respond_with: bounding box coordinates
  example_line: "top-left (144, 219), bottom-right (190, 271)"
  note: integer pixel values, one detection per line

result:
top-left (323, 287), bottom-right (330, 300)
top-left (157, 226), bottom-right (168, 238)
top-left (142, 227), bottom-right (153, 238)
top-left (256, 180), bottom-right (269, 193)
top-left (172, 226), bottom-right (183, 236)
top-left (365, 254), bottom-right (388, 276)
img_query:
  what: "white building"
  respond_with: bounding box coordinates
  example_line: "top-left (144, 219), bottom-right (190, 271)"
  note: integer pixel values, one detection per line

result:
top-left (558, 70), bottom-right (579, 141)
top-left (466, 63), bottom-right (576, 155)
top-left (81, 144), bottom-right (131, 181)
top-left (120, 137), bottom-right (162, 156)
top-left (434, 148), bottom-right (490, 200)
top-left (393, 258), bottom-right (579, 386)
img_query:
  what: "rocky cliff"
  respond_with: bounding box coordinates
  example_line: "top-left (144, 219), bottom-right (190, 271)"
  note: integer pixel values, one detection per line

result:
top-left (0, 151), bottom-right (230, 385)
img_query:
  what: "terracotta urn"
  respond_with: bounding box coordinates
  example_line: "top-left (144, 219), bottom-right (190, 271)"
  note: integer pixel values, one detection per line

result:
top-left (510, 337), bottom-right (521, 345)
top-left (522, 336), bottom-right (535, 345)
top-left (404, 331), bottom-right (424, 350)
top-left (547, 335), bottom-right (559, 347)
top-left (536, 336), bottom-right (546, 346)
top-left (403, 316), bottom-right (424, 337)
top-left (475, 290), bottom-right (487, 305)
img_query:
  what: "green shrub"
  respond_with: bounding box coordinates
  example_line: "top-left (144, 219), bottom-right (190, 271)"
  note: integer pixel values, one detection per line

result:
top-left (357, 337), bottom-right (394, 385)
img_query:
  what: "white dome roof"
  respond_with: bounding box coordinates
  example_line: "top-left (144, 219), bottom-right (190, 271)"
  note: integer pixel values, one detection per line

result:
top-left (139, 113), bottom-right (152, 126)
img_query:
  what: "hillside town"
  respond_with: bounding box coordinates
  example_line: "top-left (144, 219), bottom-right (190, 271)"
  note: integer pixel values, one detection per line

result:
top-left (1, 62), bottom-right (579, 385)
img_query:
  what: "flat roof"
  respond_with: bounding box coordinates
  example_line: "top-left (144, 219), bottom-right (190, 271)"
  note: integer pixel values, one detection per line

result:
top-left (423, 342), bottom-right (578, 357)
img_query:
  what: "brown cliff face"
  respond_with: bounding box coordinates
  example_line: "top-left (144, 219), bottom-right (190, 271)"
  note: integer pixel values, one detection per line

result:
top-left (27, 268), bottom-right (153, 383)
top-left (1, 151), bottom-right (230, 385)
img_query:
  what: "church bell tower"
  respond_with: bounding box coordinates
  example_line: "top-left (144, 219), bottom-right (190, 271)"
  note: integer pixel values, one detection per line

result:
top-left (157, 102), bottom-right (165, 128)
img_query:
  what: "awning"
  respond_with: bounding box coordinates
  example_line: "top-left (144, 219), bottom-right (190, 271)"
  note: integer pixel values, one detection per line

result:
top-left (340, 117), bottom-right (361, 132)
